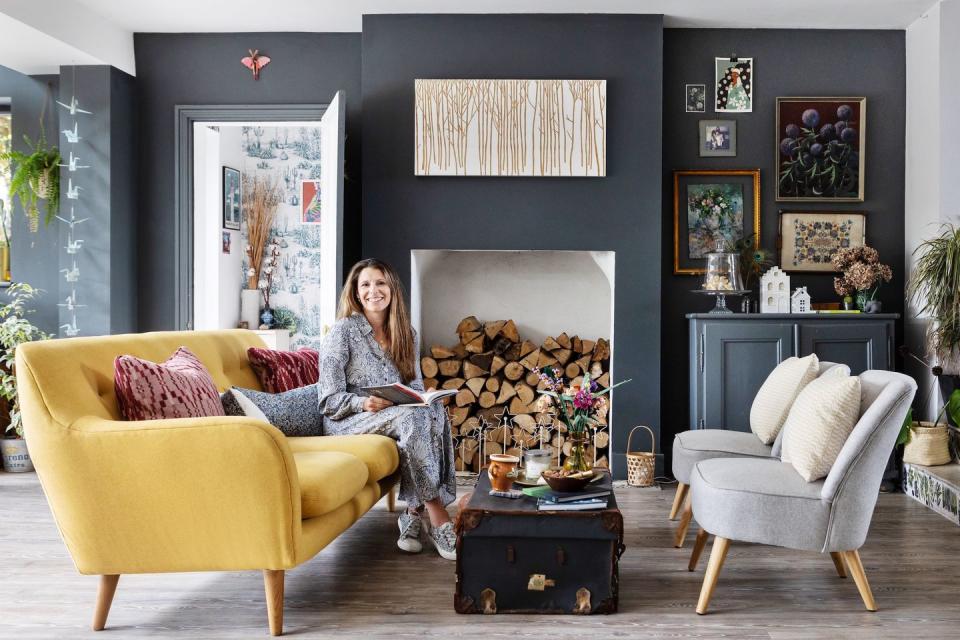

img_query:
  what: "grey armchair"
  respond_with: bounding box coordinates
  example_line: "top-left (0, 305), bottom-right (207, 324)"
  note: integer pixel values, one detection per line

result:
top-left (670, 361), bottom-right (847, 548)
top-left (688, 370), bottom-right (916, 614)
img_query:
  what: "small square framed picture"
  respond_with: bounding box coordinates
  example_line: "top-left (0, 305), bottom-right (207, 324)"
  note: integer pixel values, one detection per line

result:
top-left (699, 120), bottom-right (737, 157)
top-left (686, 84), bottom-right (706, 113)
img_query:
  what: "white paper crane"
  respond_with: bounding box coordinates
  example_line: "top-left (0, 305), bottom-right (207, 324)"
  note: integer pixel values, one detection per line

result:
top-left (56, 96), bottom-right (92, 115)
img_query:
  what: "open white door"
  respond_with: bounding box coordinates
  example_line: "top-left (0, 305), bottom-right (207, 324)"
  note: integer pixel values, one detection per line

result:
top-left (319, 91), bottom-right (346, 334)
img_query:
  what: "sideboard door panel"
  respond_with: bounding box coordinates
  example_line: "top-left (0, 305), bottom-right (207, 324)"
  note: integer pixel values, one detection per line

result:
top-left (799, 322), bottom-right (890, 374)
top-left (701, 323), bottom-right (794, 432)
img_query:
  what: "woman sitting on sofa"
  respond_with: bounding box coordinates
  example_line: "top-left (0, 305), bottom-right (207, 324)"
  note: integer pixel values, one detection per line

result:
top-left (318, 258), bottom-right (457, 560)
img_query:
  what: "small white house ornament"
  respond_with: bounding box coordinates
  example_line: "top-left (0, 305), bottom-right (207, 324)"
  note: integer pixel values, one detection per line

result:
top-left (760, 267), bottom-right (791, 313)
top-left (791, 287), bottom-right (813, 314)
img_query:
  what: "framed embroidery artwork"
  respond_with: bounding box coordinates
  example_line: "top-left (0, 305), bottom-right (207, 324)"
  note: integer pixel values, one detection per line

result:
top-left (778, 210), bottom-right (866, 272)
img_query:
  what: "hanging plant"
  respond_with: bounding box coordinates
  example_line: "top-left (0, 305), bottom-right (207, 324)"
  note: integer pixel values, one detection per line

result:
top-left (0, 88), bottom-right (60, 232)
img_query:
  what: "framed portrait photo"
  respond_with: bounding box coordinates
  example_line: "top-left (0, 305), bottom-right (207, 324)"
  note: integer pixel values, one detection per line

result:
top-left (715, 57), bottom-right (753, 113)
top-left (686, 84), bottom-right (706, 113)
top-left (222, 166), bottom-right (241, 230)
top-left (673, 169), bottom-right (761, 275)
top-left (776, 97), bottom-right (866, 202)
top-left (699, 120), bottom-right (737, 157)
top-left (778, 210), bottom-right (866, 273)
top-left (300, 179), bottom-right (321, 224)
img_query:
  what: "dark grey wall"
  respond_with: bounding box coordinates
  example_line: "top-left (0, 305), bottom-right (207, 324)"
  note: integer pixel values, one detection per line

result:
top-left (661, 29), bottom-right (906, 464)
top-left (0, 66), bottom-right (60, 334)
top-left (57, 65), bottom-right (137, 337)
top-left (361, 14), bottom-right (664, 475)
top-left (133, 33), bottom-right (362, 331)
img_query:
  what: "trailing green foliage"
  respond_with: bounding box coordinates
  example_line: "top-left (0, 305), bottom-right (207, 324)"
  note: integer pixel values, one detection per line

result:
top-left (0, 134), bottom-right (60, 232)
top-left (0, 283), bottom-right (50, 437)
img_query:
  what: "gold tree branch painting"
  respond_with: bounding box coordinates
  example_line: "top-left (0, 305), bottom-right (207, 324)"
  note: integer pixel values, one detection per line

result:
top-left (415, 79), bottom-right (606, 177)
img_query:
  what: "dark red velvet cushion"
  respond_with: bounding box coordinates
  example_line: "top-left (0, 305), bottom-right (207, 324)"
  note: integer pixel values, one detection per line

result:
top-left (247, 347), bottom-right (320, 393)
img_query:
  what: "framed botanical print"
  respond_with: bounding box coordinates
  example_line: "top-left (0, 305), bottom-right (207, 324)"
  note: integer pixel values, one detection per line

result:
top-left (778, 210), bottom-right (866, 272)
top-left (686, 84), bottom-right (706, 112)
top-left (699, 120), bottom-right (737, 157)
top-left (673, 169), bottom-right (761, 275)
top-left (222, 166), bottom-right (241, 230)
top-left (776, 97), bottom-right (866, 202)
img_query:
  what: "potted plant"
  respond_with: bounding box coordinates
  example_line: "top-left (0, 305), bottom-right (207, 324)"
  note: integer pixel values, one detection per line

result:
top-left (0, 283), bottom-right (50, 472)
top-left (908, 225), bottom-right (960, 374)
top-left (832, 245), bottom-right (893, 312)
top-left (0, 126), bottom-right (60, 233)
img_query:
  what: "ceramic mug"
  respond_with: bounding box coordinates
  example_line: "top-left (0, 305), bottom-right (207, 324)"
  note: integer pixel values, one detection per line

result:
top-left (487, 454), bottom-right (520, 491)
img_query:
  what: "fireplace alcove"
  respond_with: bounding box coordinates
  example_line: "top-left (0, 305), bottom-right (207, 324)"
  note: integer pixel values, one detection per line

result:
top-left (411, 249), bottom-right (617, 471)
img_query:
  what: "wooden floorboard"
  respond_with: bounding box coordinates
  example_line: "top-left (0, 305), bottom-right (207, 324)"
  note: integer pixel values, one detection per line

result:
top-left (2, 472), bottom-right (959, 638)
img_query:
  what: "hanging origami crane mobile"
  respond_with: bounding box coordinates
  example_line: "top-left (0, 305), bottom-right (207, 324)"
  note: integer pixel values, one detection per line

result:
top-left (241, 49), bottom-right (271, 80)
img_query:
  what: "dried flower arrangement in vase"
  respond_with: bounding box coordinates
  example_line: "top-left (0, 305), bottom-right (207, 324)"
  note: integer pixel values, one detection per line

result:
top-left (242, 174), bottom-right (282, 289)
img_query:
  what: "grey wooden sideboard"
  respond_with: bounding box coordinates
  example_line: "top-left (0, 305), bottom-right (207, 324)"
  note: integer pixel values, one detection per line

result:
top-left (688, 313), bottom-right (899, 432)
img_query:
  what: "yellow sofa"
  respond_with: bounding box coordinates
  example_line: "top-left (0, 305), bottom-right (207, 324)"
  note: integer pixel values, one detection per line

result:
top-left (16, 329), bottom-right (400, 636)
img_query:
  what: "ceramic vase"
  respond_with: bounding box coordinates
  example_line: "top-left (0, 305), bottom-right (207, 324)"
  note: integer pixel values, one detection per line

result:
top-left (240, 289), bottom-right (260, 329)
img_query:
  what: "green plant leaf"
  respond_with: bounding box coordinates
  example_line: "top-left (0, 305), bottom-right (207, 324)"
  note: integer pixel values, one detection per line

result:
top-left (896, 407), bottom-right (913, 447)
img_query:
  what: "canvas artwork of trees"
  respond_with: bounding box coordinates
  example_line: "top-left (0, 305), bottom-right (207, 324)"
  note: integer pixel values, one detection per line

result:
top-left (414, 79), bottom-right (606, 177)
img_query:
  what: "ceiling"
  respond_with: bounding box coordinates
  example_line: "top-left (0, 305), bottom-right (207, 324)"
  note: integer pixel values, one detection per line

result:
top-left (73, 0), bottom-right (939, 31)
top-left (0, 0), bottom-right (942, 76)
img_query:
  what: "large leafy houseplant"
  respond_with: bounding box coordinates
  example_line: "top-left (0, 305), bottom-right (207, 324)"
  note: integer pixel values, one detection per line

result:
top-left (908, 225), bottom-right (960, 374)
top-left (0, 283), bottom-right (50, 437)
top-left (0, 130), bottom-right (60, 232)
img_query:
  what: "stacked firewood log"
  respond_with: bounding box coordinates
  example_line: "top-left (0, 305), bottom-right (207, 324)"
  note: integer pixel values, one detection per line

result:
top-left (420, 316), bottom-right (611, 472)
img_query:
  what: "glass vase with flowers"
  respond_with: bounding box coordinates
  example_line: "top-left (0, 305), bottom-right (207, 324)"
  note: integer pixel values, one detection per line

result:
top-left (533, 366), bottom-right (631, 472)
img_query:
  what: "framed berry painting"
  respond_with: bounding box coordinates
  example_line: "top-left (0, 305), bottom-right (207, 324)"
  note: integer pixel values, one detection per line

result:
top-left (776, 97), bottom-right (866, 202)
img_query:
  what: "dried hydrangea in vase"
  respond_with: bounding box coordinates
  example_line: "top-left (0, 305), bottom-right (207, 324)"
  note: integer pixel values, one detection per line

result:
top-left (832, 245), bottom-right (892, 313)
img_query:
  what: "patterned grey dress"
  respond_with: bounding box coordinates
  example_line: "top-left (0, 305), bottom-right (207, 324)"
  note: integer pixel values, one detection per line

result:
top-left (318, 313), bottom-right (456, 509)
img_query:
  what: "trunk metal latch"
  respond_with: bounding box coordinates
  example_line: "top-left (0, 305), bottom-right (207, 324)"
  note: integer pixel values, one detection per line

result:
top-left (527, 574), bottom-right (556, 591)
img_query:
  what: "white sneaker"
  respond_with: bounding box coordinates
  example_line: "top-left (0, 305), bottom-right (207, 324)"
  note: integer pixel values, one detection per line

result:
top-left (397, 511), bottom-right (423, 553)
top-left (428, 521), bottom-right (457, 561)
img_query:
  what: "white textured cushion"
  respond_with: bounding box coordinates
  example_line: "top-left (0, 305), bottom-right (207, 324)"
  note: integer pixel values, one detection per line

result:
top-left (750, 354), bottom-right (820, 444)
top-left (781, 373), bottom-right (862, 482)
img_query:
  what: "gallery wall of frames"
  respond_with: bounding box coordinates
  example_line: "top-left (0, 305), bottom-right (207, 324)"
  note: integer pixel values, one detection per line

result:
top-left (661, 28), bottom-right (906, 465)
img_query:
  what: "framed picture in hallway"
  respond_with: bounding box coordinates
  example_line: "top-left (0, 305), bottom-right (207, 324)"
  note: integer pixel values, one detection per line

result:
top-left (222, 166), bottom-right (241, 230)
top-left (300, 179), bottom-right (321, 223)
top-left (673, 169), bottom-right (760, 275)
top-left (778, 210), bottom-right (866, 272)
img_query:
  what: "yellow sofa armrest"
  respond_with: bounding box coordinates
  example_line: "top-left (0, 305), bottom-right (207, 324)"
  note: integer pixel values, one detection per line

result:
top-left (32, 415), bottom-right (303, 575)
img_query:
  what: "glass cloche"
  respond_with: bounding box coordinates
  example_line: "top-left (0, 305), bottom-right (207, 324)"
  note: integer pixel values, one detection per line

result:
top-left (692, 239), bottom-right (749, 314)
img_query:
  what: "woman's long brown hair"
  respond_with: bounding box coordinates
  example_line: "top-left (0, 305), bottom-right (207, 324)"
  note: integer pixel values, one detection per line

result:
top-left (337, 258), bottom-right (417, 383)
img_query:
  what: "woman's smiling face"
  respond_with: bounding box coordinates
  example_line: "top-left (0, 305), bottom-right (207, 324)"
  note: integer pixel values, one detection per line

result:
top-left (357, 267), bottom-right (392, 314)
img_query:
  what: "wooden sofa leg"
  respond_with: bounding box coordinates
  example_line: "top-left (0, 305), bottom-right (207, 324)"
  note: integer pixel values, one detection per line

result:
top-left (92, 574), bottom-right (120, 631)
top-left (673, 498), bottom-right (693, 548)
top-left (696, 536), bottom-right (730, 615)
top-left (688, 528), bottom-right (709, 571)
top-left (263, 569), bottom-right (285, 636)
top-left (830, 552), bottom-right (847, 578)
top-left (669, 483), bottom-right (689, 520)
top-left (387, 486), bottom-right (396, 512)
top-left (843, 550), bottom-right (877, 612)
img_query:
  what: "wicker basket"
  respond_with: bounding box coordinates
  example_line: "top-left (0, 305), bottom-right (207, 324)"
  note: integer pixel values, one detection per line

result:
top-left (626, 425), bottom-right (656, 487)
top-left (903, 421), bottom-right (952, 466)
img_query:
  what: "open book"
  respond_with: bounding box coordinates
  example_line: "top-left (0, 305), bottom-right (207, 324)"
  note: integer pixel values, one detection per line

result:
top-left (362, 383), bottom-right (457, 407)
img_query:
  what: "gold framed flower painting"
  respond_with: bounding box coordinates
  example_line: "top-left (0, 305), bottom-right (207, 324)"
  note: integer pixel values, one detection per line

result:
top-left (778, 210), bottom-right (866, 273)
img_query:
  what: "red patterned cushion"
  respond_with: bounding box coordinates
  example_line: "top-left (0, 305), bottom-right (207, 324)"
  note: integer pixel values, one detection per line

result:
top-left (247, 347), bottom-right (319, 393)
top-left (114, 347), bottom-right (225, 421)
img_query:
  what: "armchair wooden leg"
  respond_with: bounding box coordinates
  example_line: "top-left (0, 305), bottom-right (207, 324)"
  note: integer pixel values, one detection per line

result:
top-left (263, 569), bottom-right (285, 636)
top-left (387, 485), bottom-right (396, 512)
top-left (92, 574), bottom-right (120, 631)
top-left (842, 550), bottom-right (877, 612)
top-left (673, 498), bottom-right (693, 548)
top-left (830, 552), bottom-right (847, 578)
top-left (688, 528), bottom-right (709, 571)
top-left (696, 536), bottom-right (730, 615)
top-left (669, 482), bottom-right (689, 520)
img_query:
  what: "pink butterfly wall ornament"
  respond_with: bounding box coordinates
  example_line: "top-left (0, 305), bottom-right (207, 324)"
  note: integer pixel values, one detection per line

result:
top-left (241, 49), bottom-right (271, 80)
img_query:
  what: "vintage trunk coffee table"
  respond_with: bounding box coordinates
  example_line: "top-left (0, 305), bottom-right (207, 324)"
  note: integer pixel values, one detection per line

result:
top-left (454, 471), bottom-right (624, 614)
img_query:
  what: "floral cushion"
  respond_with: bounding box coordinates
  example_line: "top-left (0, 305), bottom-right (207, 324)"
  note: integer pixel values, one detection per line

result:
top-left (114, 347), bottom-right (224, 421)
top-left (247, 347), bottom-right (319, 393)
top-left (221, 384), bottom-right (323, 437)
